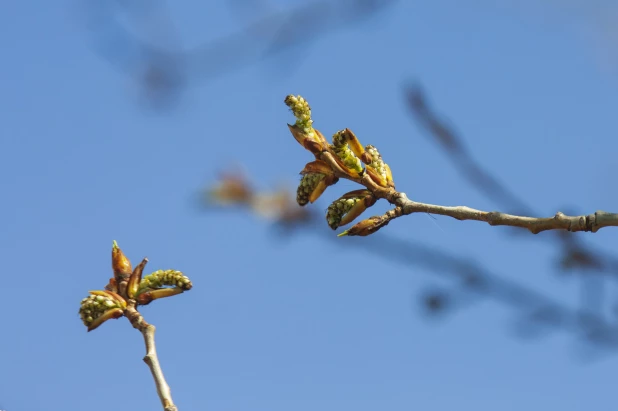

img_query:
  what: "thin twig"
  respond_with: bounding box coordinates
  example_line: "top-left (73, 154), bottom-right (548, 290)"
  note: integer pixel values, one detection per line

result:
top-left (318, 151), bottom-right (618, 234)
top-left (125, 303), bottom-right (178, 411)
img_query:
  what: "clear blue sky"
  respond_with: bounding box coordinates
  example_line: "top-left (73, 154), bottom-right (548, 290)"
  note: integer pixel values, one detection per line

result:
top-left (2, 1), bottom-right (618, 410)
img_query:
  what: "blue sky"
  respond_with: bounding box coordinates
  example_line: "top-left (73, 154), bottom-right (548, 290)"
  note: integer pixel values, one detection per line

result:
top-left (2, 1), bottom-right (618, 410)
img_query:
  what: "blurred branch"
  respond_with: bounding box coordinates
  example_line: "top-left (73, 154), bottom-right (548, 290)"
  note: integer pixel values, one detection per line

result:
top-left (200, 173), bottom-right (618, 355)
top-left (82, 0), bottom-right (397, 104)
top-left (403, 83), bottom-right (534, 216)
top-left (403, 83), bottom-right (618, 281)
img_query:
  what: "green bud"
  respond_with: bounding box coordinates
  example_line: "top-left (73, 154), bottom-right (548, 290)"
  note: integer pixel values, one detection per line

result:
top-left (284, 95), bottom-right (313, 134)
top-left (79, 293), bottom-right (125, 331)
top-left (297, 173), bottom-right (325, 206)
top-left (136, 270), bottom-right (193, 298)
top-left (330, 130), bottom-right (363, 175)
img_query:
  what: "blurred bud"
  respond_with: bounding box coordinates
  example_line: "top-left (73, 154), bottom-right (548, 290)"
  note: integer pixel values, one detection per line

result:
top-left (207, 173), bottom-right (253, 206)
top-left (326, 189), bottom-right (376, 230)
top-left (338, 215), bottom-right (389, 237)
top-left (79, 292), bottom-right (126, 332)
top-left (112, 241), bottom-right (132, 281)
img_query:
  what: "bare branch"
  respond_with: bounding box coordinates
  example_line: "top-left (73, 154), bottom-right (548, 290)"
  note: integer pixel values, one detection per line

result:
top-left (125, 303), bottom-right (178, 411)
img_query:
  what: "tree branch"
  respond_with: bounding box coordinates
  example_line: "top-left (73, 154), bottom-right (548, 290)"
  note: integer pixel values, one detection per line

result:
top-left (318, 151), bottom-right (618, 234)
top-left (125, 303), bottom-right (178, 411)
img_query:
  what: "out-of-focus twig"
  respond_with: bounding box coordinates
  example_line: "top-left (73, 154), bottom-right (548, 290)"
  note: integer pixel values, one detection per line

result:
top-left (402, 82), bottom-right (618, 322)
top-left (200, 174), bottom-right (618, 355)
top-left (404, 83), bottom-right (535, 216)
top-left (403, 83), bottom-right (618, 273)
top-left (82, 0), bottom-right (397, 105)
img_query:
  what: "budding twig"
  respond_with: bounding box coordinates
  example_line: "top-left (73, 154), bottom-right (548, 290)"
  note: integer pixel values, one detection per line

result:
top-left (80, 242), bottom-right (192, 410)
top-left (285, 94), bottom-right (618, 236)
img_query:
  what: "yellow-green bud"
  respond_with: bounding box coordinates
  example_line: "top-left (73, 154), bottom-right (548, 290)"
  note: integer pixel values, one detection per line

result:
top-left (297, 173), bottom-right (325, 206)
top-left (136, 270), bottom-right (193, 297)
top-left (79, 293), bottom-right (125, 331)
top-left (330, 130), bottom-right (363, 175)
top-left (284, 95), bottom-right (313, 134)
top-left (366, 145), bottom-right (386, 179)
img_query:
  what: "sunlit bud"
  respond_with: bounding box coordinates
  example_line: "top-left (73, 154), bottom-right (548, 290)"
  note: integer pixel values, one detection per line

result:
top-left (284, 95), bottom-right (313, 131)
top-left (136, 288), bottom-right (185, 306)
top-left (330, 130), bottom-right (364, 176)
top-left (89, 290), bottom-right (127, 309)
top-left (340, 129), bottom-right (367, 160)
top-left (337, 215), bottom-right (389, 237)
top-left (138, 270), bottom-right (192, 291)
top-left (326, 190), bottom-right (376, 230)
top-left (364, 145), bottom-right (394, 188)
top-left (127, 258), bottom-right (148, 299)
top-left (300, 159), bottom-right (334, 175)
top-left (297, 160), bottom-right (339, 205)
top-left (111, 240), bottom-right (132, 281)
top-left (384, 163), bottom-right (395, 188)
top-left (297, 173), bottom-right (324, 206)
top-left (285, 95), bottom-right (328, 155)
top-left (79, 293), bottom-right (125, 331)
top-left (134, 270), bottom-right (192, 305)
top-left (287, 124), bottom-right (326, 155)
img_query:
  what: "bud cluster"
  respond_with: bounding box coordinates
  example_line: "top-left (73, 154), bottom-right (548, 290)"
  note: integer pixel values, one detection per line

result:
top-left (79, 242), bottom-right (193, 331)
top-left (285, 94), bottom-right (397, 235)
